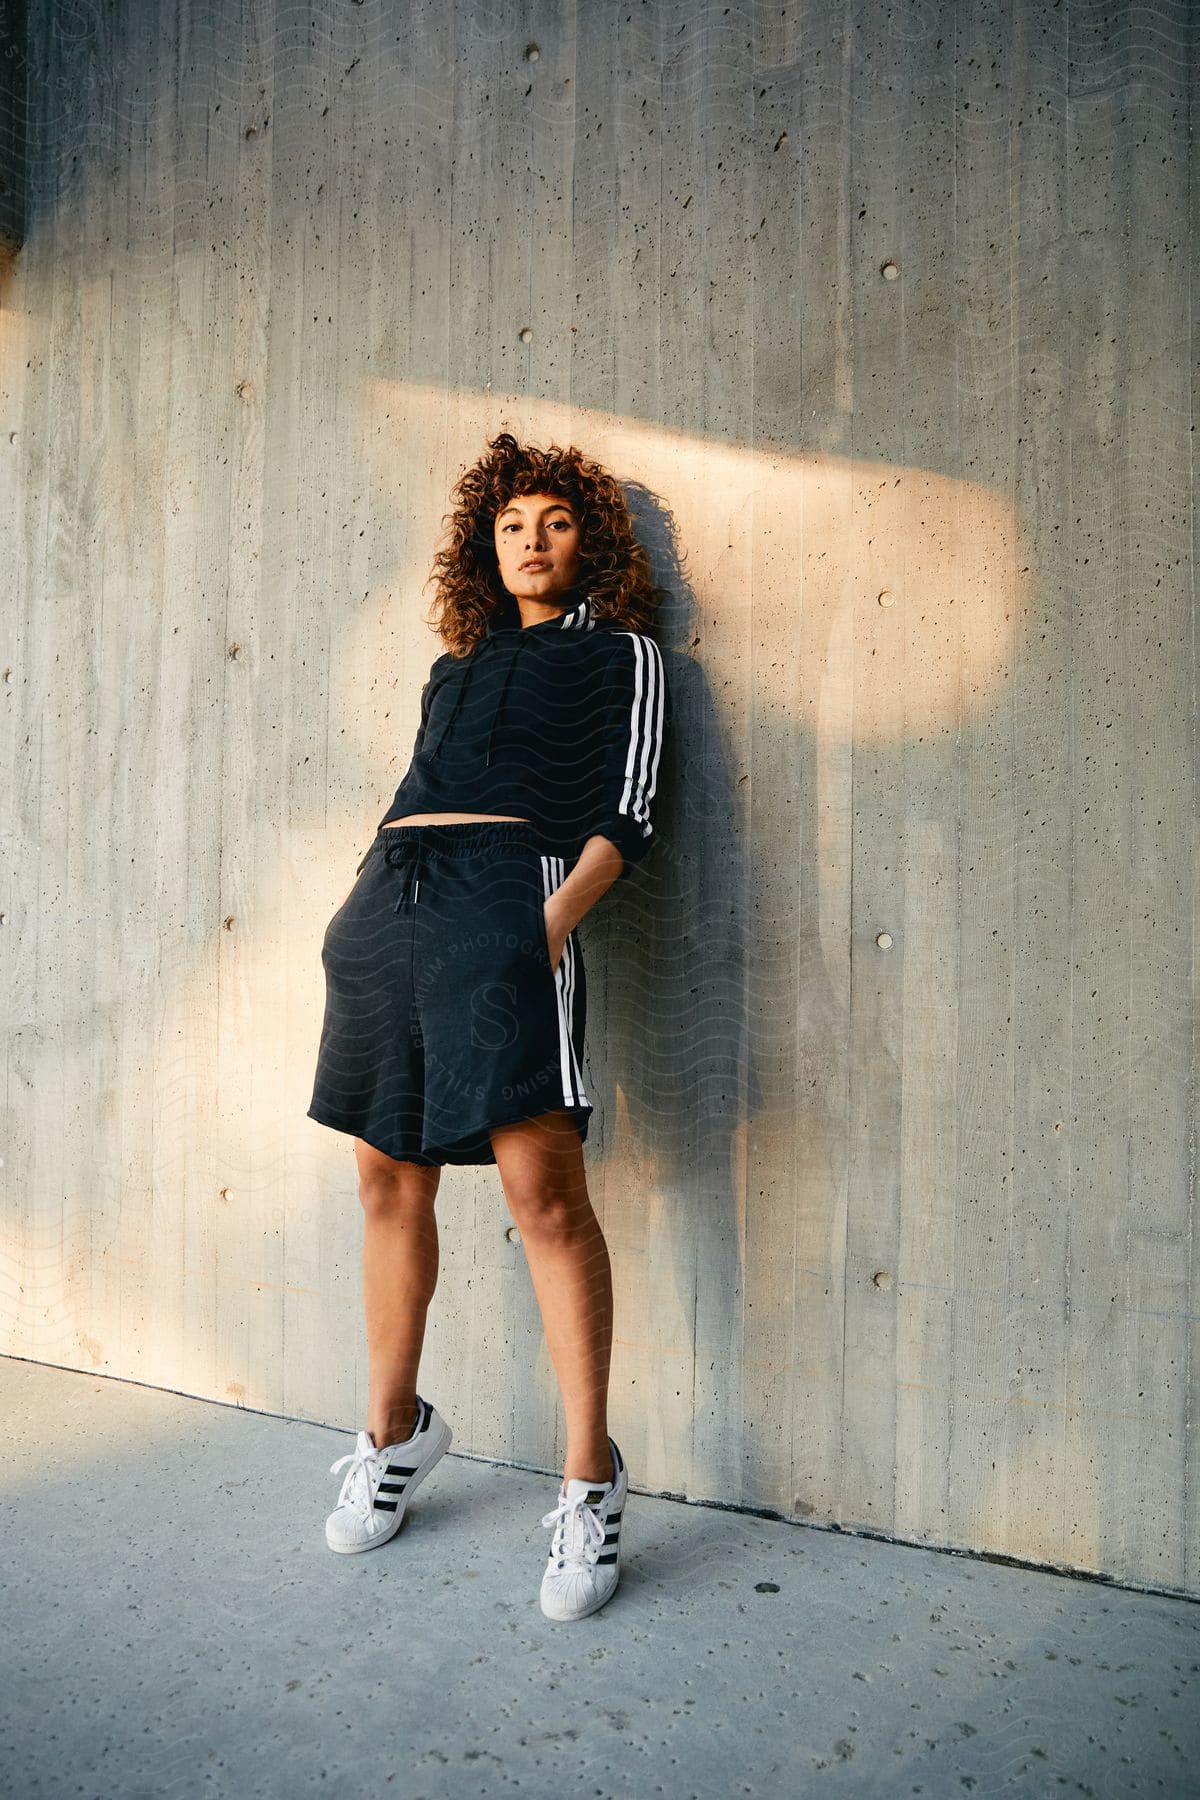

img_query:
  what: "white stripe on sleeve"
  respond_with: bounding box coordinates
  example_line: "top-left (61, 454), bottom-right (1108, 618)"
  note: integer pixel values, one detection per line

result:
top-left (613, 633), bottom-right (666, 838)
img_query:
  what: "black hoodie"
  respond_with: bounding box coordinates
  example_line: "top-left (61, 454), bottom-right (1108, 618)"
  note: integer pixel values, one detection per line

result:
top-left (377, 588), bottom-right (671, 879)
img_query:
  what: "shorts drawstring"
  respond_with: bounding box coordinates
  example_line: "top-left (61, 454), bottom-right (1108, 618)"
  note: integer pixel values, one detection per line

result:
top-left (369, 818), bottom-right (550, 914)
top-left (384, 831), bottom-right (430, 911)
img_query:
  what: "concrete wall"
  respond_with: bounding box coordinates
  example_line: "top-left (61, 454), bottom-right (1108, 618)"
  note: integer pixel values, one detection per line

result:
top-left (1, 0), bottom-right (1195, 1596)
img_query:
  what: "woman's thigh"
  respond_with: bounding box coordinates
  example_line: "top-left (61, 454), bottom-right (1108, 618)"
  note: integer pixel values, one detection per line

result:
top-left (490, 1109), bottom-right (591, 1221)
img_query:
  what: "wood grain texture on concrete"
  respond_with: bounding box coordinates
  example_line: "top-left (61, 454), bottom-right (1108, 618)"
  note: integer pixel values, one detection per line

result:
top-left (0, 0), bottom-right (1195, 1596)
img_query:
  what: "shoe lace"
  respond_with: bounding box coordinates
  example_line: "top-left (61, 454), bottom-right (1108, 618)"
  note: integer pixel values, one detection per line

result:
top-left (329, 1438), bottom-right (385, 1517)
top-left (540, 1490), bottom-right (607, 1570)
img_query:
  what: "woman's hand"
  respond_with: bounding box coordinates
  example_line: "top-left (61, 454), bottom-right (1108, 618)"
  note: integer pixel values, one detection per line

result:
top-left (537, 836), bottom-right (623, 975)
top-left (542, 896), bottom-right (570, 974)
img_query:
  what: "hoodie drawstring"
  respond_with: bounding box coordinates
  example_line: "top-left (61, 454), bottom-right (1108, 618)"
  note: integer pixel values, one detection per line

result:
top-left (485, 652), bottom-right (519, 767)
top-left (428, 664), bottom-right (472, 760)
top-left (425, 593), bottom-right (592, 765)
top-left (427, 639), bottom-right (519, 765)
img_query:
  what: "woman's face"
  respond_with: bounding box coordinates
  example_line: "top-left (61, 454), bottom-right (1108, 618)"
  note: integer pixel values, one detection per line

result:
top-left (493, 493), bottom-right (583, 606)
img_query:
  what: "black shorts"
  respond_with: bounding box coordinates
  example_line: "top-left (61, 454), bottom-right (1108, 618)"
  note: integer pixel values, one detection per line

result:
top-left (306, 821), bottom-right (592, 1166)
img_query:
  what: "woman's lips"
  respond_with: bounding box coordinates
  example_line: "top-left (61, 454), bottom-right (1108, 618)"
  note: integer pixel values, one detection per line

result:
top-left (520, 560), bottom-right (551, 570)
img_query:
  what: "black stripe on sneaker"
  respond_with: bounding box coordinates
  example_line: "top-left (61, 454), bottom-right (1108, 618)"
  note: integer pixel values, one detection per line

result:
top-left (597, 1517), bottom-right (621, 1562)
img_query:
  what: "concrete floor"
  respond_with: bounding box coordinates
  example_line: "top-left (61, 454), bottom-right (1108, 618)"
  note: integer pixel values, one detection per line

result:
top-left (2, 1355), bottom-right (1197, 1800)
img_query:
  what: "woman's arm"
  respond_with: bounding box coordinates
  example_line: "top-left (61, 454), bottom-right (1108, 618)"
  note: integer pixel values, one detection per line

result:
top-left (541, 632), bottom-right (670, 967)
top-left (541, 833), bottom-right (624, 969)
top-left (584, 632), bottom-right (670, 881)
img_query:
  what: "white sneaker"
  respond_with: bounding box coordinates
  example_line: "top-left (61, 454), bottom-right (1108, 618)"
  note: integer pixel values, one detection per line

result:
top-left (539, 1436), bottom-right (627, 1621)
top-left (325, 1396), bottom-right (452, 1554)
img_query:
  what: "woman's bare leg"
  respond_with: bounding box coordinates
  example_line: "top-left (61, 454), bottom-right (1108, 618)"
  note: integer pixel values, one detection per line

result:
top-left (353, 1138), bottom-right (442, 1447)
top-left (490, 1110), bottom-right (614, 1485)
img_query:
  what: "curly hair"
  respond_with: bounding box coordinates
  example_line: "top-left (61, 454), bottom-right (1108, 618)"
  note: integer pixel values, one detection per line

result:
top-left (424, 431), bottom-right (665, 657)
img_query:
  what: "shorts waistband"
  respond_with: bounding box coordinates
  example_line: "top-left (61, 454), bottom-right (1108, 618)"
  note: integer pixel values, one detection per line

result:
top-left (365, 819), bottom-right (546, 860)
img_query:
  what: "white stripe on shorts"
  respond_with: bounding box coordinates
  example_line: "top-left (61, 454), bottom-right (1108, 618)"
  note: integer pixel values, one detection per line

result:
top-left (538, 852), bottom-right (589, 1110)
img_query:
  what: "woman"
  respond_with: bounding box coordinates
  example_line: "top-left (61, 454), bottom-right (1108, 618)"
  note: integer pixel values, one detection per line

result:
top-left (307, 431), bottom-right (671, 1622)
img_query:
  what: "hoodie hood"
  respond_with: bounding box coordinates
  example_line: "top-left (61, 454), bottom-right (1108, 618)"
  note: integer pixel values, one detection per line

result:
top-left (427, 589), bottom-right (605, 764)
top-left (483, 587), bottom-right (599, 638)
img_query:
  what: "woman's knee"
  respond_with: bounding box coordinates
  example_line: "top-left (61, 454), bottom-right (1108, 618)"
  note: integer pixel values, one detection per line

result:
top-left (503, 1180), bottom-right (596, 1242)
top-left (354, 1138), bottom-right (440, 1219)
